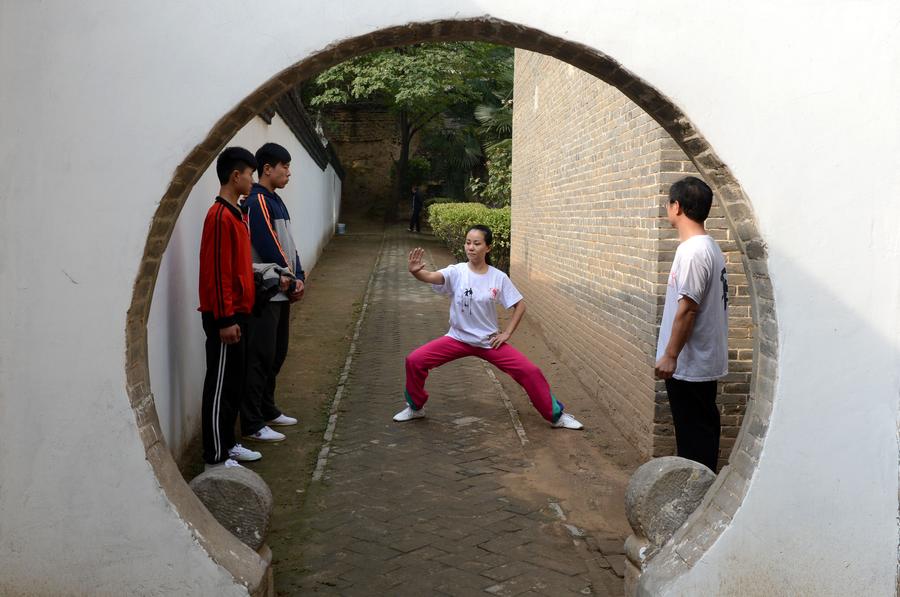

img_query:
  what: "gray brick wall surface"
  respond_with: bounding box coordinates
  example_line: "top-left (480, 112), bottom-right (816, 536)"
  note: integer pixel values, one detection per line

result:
top-left (511, 50), bottom-right (753, 467)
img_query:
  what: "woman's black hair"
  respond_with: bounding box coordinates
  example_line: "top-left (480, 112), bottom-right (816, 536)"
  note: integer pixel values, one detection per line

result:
top-left (467, 224), bottom-right (493, 266)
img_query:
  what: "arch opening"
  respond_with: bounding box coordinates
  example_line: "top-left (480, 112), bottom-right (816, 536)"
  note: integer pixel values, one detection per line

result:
top-left (125, 17), bottom-right (778, 593)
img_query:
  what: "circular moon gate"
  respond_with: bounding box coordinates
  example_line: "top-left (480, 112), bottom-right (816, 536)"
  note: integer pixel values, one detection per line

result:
top-left (125, 18), bottom-right (777, 593)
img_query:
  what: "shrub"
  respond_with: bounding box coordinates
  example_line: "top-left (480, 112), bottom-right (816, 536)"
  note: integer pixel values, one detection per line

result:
top-left (427, 203), bottom-right (511, 272)
top-left (423, 196), bottom-right (458, 210)
top-left (467, 142), bottom-right (511, 208)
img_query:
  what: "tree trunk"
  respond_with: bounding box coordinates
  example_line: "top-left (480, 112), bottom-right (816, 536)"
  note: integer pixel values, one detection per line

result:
top-left (389, 110), bottom-right (412, 222)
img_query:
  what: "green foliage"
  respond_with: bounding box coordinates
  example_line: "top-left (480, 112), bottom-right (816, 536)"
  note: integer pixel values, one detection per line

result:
top-left (423, 196), bottom-right (458, 209)
top-left (417, 122), bottom-right (482, 201)
top-left (467, 142), bottom-right (511, 207)
top-left (427, 203), bottom-right (511, 273)
top-left (306, 43), bottom-right (514, 206)
top-left (466, 70), bottom-right (514, 207)
top-left (407, 156), bottom-right (431, 185)
top-left (474, 99), bottom-right (513, 141)
top-left (308, 43), bottom-right (512, 135)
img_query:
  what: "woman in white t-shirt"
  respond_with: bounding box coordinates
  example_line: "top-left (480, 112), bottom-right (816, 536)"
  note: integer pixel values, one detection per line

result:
top-left (392, 225), bottom-right (583, 430)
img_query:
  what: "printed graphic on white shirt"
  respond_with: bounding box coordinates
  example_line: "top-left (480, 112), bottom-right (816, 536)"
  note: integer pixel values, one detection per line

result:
top-left (432, 263), bottom-right (524, 348)
top-left (656, 235), bottom-right (729, 381)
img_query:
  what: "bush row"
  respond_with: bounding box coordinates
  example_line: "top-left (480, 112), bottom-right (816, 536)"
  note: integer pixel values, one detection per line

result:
top-left (427, 202), bottom-right (511, 273)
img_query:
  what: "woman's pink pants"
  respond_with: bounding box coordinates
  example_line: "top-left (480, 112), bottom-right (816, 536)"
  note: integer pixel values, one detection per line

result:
top-left (404, 335), bottom-right (564, 422)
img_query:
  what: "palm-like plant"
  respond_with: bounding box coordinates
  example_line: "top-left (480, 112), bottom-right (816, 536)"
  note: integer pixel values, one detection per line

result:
top-left (469, 66), bottom-right (514, 207)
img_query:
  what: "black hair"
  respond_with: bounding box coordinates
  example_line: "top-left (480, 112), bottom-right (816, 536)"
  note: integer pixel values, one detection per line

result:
top-left (668, 176), bottom-right (713, 223)
top-left (255, 142), bottom-right (292, 177)
top-left (467, 224), bottom-right (493, 266)
top-left (215, 146), bottom-right (257, 185)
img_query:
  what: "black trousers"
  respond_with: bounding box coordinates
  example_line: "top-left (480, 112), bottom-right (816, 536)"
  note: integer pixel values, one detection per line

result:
top-left (409, 207), bottom-right (421, 232)
top-left (665, 378), bottom-right (720, 473)
top-left (201, 313), bottom-right (247, 464)
top-left (241, 301), bottom-right (289, 435)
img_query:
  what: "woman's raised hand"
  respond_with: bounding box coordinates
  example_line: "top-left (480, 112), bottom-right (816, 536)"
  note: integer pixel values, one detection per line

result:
top-left (408, 247), bottom-right (426, 274)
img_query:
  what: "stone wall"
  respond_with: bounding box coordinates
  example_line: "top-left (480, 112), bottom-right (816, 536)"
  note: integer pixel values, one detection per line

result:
top-left (320, 104), bottom-right (408, 217)
top-left (511, 50), bottom-right (753, 467)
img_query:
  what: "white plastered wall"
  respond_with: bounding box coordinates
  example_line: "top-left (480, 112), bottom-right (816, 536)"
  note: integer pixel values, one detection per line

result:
top-left (148, 115), bottom-right (341, 460)
top-left (0, 1), bottom-right (897, 595)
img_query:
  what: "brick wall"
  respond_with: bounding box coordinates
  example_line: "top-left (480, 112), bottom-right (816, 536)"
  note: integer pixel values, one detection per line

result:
top-left (511, 50), bottom-right (753, 467)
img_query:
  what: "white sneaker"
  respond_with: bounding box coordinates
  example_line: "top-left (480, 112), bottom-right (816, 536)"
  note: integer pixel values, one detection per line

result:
top-left (392, 406), bottom-right (425, 422)
top-left (204, 458), bottom-right (244, 471)
top-left (267, 414), bottom-right (298, 426)
top-left (243, 426), bottom-right (286, 442)
top-left (552, 413), bottom-right (584, 430)
top-left (228, 443), bottom-right (262, 462)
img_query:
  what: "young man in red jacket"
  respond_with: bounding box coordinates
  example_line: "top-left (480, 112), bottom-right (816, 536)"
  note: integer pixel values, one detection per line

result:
top-left (197, 147), bottom-right (264, 469)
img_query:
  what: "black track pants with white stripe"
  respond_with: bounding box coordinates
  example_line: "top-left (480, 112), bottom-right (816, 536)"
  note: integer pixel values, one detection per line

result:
top-left (201, 313), bottom-right (247, 465)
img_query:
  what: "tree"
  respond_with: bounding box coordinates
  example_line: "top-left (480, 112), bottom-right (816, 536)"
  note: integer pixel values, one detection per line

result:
top-left (307, 43), bottom-right (513, 212)
top-left (467, 68), bottom-right (514, 207)
top-left (418, 112), bottom-right (485, 201)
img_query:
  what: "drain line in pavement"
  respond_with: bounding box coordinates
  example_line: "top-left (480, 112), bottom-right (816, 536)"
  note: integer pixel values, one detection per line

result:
top-left (481, 362), bottom-right (530, 447)
top-left (311, 233), bottom-right (386, 482)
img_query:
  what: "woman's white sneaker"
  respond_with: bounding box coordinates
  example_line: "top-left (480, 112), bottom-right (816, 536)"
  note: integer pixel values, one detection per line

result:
top-left (228, 443), bottom-right (262, 462)
top-left (267, 414), bottom-right (298, 426)
top-left (243, 426), bottom-right (286, 442)
top-left (552, 413), bottom-right (584, 430)
top-left (393, 406), bottom-right (425, 422)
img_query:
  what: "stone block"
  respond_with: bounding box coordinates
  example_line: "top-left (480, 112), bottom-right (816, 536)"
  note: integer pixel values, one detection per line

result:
top-left (190, 467), bottom-right (274, 550)
top-left (625, 456), bottom-right (716, 550)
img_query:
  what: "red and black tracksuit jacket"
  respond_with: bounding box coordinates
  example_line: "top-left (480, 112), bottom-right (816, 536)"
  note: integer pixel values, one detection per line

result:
top-left (198, 197), bottom-right (255, 326)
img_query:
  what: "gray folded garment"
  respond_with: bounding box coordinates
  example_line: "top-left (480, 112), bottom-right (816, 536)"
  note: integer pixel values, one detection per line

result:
top-left (252, 263), bottom-right (295, 313)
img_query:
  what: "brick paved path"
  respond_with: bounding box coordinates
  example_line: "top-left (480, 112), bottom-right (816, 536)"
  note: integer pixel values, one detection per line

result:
top-left (288, 230), bottom-right (627, 596)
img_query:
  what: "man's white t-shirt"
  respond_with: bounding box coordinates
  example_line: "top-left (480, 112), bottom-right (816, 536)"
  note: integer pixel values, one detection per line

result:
top-left (432, 263), bottom-right (524, 349)
top-left (656, 234), bottom-right (729, 381)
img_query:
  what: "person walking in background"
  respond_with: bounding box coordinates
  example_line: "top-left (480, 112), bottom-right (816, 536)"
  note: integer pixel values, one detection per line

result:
top-left (197, 147), bottom-right (264, 469)
top-left (394, 225), bottom-right (584, 430)
top-left (241, 143), bottom-right (305, 444)
top-left (408, 185), bottom-right (424, 233)
top-left (654, 176), bottom-right (729, 473)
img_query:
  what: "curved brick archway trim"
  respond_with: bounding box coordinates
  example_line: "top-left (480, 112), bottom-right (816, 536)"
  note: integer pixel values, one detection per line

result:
top-left (125, 17), bottom-right (778, 594)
